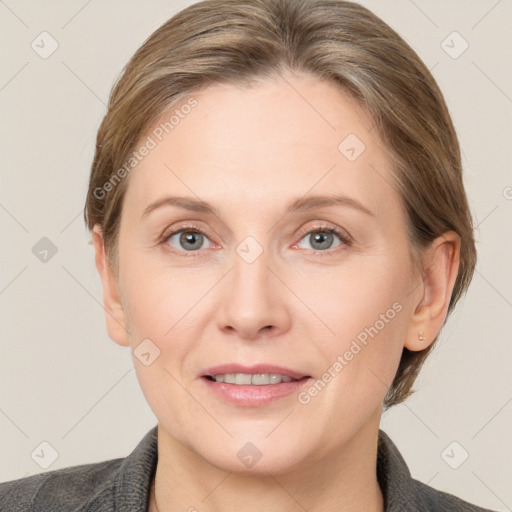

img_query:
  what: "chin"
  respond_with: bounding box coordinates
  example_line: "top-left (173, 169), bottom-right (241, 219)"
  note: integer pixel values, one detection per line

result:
top-left (194, 434), bottom-right (311, 476)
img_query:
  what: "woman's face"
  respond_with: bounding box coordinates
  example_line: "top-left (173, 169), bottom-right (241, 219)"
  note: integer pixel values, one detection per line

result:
top-left (102, 71), bottom-right (425, 474)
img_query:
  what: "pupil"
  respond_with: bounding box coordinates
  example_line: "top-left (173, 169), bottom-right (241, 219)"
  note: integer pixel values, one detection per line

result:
top-left (181, 232), bottom-right (203, 250)
top-left (312, 232), bottom-right (332, 250)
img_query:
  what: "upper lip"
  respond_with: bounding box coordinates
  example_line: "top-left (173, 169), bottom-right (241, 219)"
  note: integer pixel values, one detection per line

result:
top-left (201, 364), bottom-right (310, 380)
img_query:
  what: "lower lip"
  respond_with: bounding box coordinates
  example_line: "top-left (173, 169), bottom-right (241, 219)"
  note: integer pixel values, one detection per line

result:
top-left (201, 377), bottom-right (312, 407)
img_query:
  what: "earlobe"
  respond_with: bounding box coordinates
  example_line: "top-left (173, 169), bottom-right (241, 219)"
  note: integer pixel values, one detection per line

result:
top-left (404, 231), bottom-right (460, 352)
top-left (92, 225), bottom-right (130, 347)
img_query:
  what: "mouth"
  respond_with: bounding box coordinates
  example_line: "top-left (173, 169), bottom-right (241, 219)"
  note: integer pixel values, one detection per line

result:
top-left (202, 373), bottom-right (308, 385)
top-left (200, 364), bottom-right (312, 407)
top-left (200, 363), bottom-right (310, 383)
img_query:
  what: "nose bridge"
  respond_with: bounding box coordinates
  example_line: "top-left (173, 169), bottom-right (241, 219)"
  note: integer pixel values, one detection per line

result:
top-left (216, 232), bottom-right (289, 338)
top-left (231, 234), bottom-right (274, 311)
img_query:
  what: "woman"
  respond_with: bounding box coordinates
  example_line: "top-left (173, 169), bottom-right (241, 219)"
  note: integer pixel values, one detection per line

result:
top-left (0, 0), bottom-right (498, 510)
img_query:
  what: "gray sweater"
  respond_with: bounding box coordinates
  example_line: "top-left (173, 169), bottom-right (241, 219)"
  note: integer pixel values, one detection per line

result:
top-left (0, 426), bottom-right (496, 511)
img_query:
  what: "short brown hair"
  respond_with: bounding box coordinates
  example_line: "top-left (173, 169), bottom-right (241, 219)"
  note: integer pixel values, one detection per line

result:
top-left (84, 0), bottom-right (477, 409)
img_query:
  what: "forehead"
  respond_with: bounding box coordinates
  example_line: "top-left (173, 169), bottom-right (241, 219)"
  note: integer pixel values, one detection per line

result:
top-left (122, 71), bottom-right (401, 219)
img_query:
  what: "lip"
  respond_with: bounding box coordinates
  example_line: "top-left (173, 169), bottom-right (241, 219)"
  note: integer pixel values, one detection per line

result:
top-left (201, 364), bottom-right (309, 381)
top-left (199, 364), bottom-right (312, 408)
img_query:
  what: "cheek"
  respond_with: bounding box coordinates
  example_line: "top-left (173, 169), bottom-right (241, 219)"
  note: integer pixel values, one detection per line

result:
top-left (294, 250), bottom-right (412, 345)
top-left (293, 251), bottom-right (413, 409)
top-left (119, 263), bottom-right (210, 425)
top-left (119, 247), bottom-right (203, 337)
top-left (118, 254), bottom-right (220, 387)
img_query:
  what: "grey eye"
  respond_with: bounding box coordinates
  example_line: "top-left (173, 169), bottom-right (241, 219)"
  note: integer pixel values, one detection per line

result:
top-left (167, 231), bottom-right (209, 251)
top-left (297, 230), bottom-right (343, 251)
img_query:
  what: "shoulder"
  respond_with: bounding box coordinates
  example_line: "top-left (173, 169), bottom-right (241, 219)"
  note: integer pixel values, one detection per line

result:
top-left (377, 429), bottom-right (497, 512)
top-left (0, 457), bottom-right (122, 511)
top-left (0, 425), bottom-right (158, 512)
top-left (410, 477), bottom-right (497, 512)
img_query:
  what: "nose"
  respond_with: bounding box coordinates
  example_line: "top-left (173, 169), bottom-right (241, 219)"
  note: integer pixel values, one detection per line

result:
top-left (215, 245), bottom-right (292, 341)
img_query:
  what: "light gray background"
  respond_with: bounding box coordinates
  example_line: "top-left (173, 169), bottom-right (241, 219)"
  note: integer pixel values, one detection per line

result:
top-left (1, 0), bottom-right (511, 510)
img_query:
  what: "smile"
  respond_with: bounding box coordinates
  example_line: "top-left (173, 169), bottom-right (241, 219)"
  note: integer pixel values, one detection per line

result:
top-left (205, 373), bottom-right (297, 385)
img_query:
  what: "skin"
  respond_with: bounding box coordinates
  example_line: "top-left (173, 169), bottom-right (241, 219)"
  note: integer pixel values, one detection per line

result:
top-left (93, 69), bottom-right (460, 512)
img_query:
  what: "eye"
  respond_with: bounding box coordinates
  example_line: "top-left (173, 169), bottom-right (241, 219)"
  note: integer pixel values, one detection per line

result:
top-left (163, 225), bottom-right (213, 254)
top-left (294, 225), bottom-right (351, 254)
top-left (161, 223), bottom-right (351, 256)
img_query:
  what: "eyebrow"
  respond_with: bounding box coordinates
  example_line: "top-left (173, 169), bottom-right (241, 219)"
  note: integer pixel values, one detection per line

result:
top-left (141, 193), bottom-right (375, 220)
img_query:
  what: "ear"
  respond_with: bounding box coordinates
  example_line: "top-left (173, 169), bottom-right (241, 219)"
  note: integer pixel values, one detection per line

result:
top-left (405, 231), bottom-right (460, 351)
top-left (92, 225), bottom-right (130, 347)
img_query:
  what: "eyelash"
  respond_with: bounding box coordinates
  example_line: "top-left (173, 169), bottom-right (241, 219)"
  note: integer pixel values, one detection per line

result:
top-left (160, 223), bottom-right (352, 258)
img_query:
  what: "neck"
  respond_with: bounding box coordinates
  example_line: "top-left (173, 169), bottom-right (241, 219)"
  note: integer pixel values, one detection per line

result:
top-left (150, 413), bottom-right (385, 512)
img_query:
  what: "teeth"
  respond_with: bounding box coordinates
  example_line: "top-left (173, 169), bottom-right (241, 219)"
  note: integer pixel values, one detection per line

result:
top-left (212, 373), bottom-right (296, 385)
top-left (235, 373), bottom-right (252, 385)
